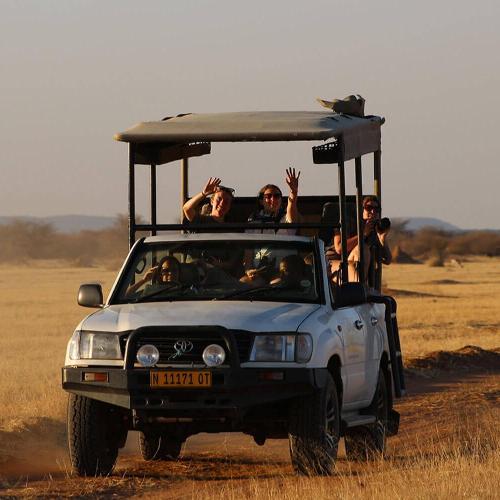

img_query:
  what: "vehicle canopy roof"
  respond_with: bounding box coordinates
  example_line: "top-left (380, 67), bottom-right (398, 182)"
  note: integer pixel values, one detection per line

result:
top-left (115, 110), bottom-right (383, 163)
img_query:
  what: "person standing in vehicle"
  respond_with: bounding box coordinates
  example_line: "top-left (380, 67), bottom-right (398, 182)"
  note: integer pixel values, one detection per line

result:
top-left (244, 168), bottom-right (301, 282)
top-left (183, 177), bottom-right (242, 276)
top-left (183, 177), bottom-right (234, 225)
top-left (247, 167), bottom-right (301, 234)
top-left (329, 195), bottom-right (391, 283)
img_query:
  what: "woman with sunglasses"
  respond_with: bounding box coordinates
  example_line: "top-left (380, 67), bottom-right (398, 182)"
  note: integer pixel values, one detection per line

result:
top-left (243, 168), bottom-right (301, 283)
top-left (247, 167), bottom-right (301, 234)
top-left (329, 195), bottom-right (392, 283)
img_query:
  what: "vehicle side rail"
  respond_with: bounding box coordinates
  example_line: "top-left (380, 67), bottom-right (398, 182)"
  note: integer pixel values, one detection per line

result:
top-left (133, 222), bottom-right (340, 232)
top-left (368, 294), bottom-right (406, 397)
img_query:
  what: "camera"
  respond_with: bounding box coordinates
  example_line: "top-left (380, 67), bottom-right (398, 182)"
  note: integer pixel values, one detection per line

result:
top-left (375, 217), bottom-right (391, 232)
top-left (364, 217), bottom-right (391, 245)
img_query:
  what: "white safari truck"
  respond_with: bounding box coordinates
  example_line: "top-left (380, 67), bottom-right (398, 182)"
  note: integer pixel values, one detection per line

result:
top-left (62, 100), bottom-right (405, 476)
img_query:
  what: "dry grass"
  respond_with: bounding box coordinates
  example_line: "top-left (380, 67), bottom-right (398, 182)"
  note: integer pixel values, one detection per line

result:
top-left (0, 261), bottom-right (118, 425)
top-left (384, 256), bottom-right (500, 358)
top-left (195, 430), bottom-right (500, 500)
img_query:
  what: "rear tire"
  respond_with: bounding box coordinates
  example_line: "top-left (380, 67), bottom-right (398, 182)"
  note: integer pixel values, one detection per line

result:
top-left (344, 370), bottom-right (389, 461)
top-left (139, 432), bottom-right (183, 461)
top-left (288, 373), bottom-right (340, 476)
top-left (67, 394), bottom-right (127, 476)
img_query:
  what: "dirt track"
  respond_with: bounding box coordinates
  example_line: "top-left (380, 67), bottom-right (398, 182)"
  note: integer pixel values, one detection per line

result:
top-left (1, 349), bottom-right (499, 499)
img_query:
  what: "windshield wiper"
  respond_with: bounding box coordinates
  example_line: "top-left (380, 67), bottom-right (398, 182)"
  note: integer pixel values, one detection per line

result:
top-left (131, 283), bottom-right (194, 303)
top-left (213, 284), bottom-right (284, 301)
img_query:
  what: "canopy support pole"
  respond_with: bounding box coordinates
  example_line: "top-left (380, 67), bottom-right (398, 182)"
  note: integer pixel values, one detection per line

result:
top-left (374, 150), bottom-right (382, 290)
top-left (374, 150), bottom-right (381, 200)
top-left (128, 144), bottom-right (136, 249)
top-left (150, 163), bottom-right (157, 236)
top-left (355, 157), bottom-right (365, 284)
top-left (181, 158), bottom-right (189, 223)
top-left (337, 150), bottom-right (348, 282)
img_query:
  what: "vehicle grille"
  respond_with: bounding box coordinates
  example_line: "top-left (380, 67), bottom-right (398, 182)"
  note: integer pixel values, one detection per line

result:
top-left (122, 330), bottom-right (254, 365)
top-left (234, 331), bottom-right (253, 363)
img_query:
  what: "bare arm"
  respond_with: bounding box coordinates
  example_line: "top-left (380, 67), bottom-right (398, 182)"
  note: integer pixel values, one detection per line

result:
top-left (126, 266), bottom-right (157, 296)
top-left (285, 167), bottom-right (300, 223)
top-left (333, 233), bottom-right (358, 255)
top-left (378, 231), bottom-right (392, 264)
top-left (182, 177), bottom-right (221, 221)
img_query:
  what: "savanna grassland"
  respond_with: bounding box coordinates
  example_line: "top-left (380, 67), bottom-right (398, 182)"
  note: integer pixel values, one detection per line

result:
top-left (0, 258), bottom-right (499, 498)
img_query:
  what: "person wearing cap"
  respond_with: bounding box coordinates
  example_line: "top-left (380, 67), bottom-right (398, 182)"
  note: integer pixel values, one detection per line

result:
top-left (329, 195), bottom-right (391, 283)
top-left (183, 177), bottom-right (241, 278)
top-left (183, 177), bottom-right (234, 225)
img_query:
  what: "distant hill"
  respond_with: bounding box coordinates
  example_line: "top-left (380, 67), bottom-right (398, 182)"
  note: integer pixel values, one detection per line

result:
top-left (391, 217), bottom-right (462, 232)
top-left (0, 215), bottom-right (115, 233)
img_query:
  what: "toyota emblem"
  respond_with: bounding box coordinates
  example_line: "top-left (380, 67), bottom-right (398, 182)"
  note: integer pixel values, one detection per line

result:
top-left (169, 339), bottom-right (194, 360)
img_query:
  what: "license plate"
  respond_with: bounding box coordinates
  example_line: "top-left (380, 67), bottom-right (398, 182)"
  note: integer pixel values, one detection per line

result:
top-left (150, 371), bottom-right (212, 388)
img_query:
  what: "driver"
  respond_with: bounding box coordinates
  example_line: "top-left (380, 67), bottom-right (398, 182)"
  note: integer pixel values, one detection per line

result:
top-left (126, 256), bottom-right (181, 296)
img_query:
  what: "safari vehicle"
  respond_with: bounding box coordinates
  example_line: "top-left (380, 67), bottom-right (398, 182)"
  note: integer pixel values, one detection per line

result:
top-left (62, 97), bottom-right (405, 476)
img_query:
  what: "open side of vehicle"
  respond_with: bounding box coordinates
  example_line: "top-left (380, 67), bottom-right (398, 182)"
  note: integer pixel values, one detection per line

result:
top-left (63, 98), bottom-right (405, 476)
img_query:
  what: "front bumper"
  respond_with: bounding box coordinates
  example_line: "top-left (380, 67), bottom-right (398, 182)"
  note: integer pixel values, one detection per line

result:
top-left (62, 366), bottom-right (329, 415)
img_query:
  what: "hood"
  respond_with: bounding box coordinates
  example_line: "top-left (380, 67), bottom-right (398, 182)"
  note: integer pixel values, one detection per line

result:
top-left (81, 301), bottom-right (320, 333)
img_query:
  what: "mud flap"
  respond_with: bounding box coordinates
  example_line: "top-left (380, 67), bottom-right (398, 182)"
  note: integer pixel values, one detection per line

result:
top-left (368, 294), bottom-right (406, 398)
top-left (387, 409), bottom-right (400, 436)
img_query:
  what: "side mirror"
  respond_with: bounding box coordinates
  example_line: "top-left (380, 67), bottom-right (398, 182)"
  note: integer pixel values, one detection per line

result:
top-left (333, 282), bottom-right (367, 308)
top-left (78, 283), bottom-right (104, 308)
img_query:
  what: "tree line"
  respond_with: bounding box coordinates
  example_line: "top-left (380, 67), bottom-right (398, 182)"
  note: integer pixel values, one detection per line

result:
top-left (0, 217), bottom-right (499, 265)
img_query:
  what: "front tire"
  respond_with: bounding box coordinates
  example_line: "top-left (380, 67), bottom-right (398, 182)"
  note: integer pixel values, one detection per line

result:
top-left (139, 432), bottom-right (183, 461)
top-left (67, 394), bottom-right (127, 476)
top-left (344, 370), bottom-right (389, 461)
top-left (288, 373), bottom-right (340, 476)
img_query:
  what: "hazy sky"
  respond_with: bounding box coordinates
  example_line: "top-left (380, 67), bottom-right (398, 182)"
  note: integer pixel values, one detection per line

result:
top-left (2, 0), bottom-right (499, 229)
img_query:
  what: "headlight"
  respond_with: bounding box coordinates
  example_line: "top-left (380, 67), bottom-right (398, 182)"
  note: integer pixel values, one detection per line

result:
top-left (79, 332), bottom-right (122, 360)
top-left (202, 344), bottom-right (226, 367)
top-left (250, 334), bottom-right (312, 363)
top-left (295, 334), bottom-right (313, 363)
top-left (68, 330), bottom-right (80, 360)
top-left (137, 344), bottom-right (160, 367)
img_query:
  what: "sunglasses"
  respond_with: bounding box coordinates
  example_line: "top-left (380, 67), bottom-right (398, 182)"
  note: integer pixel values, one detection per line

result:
top-left (263, 193), bottom-right (282, 199)
top-left (160, 267), bottom-right (176, 274)
top-left (364, 204), bottom-right (379, 212)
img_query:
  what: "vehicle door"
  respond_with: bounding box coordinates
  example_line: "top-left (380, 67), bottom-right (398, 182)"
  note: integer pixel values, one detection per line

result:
top-left (326, 280), bottom-right (367, 407)
top-left (338, 304), bottom-right (368, 406)
top-left (364, 301), bottom-right (386, 398)
top-left (352, 302), bottom-right (381, 403)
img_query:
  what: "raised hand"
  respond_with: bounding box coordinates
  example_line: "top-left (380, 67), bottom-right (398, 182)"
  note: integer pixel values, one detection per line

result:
top-left (144, 266), bottom-right (158, 281)
top-left (285, 167), bottom-right (300, 196)
top-left (202, 177), bottom-right (221, 196)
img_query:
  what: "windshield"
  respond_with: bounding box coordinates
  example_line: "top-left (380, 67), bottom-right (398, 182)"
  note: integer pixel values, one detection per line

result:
top-left (113, 240), bottom-right (320, 304)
